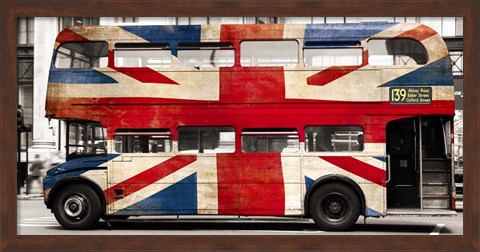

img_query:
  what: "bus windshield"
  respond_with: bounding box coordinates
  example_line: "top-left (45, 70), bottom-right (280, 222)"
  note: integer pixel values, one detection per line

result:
top-left (66, 121), bottom-right (107, 159)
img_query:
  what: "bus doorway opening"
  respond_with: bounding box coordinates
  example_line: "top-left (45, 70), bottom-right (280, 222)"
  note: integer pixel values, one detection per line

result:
top-left (387, 116), bottom-right (454, 211)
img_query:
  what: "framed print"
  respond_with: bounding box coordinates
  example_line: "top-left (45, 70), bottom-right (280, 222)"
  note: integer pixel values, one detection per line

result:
top-left (1, 1), bottom-right (478, 251)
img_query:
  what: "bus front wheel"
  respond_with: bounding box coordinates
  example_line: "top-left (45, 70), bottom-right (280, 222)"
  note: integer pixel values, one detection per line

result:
top-left (309, 183), bottom-right (360, 231)
top-left (52, 184), bottom-right (101, 230)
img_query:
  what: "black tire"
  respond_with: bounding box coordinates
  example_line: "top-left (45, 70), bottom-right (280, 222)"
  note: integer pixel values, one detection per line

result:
top-left (112, 215), bottom-right (130, 220)
top-left (309, 183), bottom-right (360, 231)
top-left (52, 184), bottom-right (102, 230)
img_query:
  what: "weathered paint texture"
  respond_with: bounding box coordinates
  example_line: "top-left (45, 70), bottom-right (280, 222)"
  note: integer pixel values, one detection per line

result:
top-left (44, 23), bottom-right (454, 217)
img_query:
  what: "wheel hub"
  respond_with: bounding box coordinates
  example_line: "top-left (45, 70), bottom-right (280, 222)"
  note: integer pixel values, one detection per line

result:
top-left (64, 195), bottom-right (86, 218)
top-left (329, 201), bottom-right (342, 214)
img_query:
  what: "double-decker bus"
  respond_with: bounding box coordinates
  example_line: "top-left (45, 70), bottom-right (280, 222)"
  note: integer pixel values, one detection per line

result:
top-left (43, 22), bottom-right (456, 230)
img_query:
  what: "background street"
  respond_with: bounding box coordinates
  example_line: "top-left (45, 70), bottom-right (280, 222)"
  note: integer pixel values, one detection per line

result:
top-left (17, 198), bottom-right (463, 236)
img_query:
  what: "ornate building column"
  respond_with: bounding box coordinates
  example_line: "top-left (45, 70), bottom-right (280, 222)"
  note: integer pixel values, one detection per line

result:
top-left (31, 17), bottom-right (58, 157)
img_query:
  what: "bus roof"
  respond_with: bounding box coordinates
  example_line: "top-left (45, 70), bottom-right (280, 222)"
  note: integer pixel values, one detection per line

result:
top-left (55, 22), bottom-right (440, 47)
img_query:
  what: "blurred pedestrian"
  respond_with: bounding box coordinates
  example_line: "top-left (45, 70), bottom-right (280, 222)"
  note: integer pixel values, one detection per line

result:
top-left (26, 154), bottom-right (45, 194)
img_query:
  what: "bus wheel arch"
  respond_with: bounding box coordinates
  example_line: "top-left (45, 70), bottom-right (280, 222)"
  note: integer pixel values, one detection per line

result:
top-left (304, 175), bottom-right (365, 230)
top-left (48, 177), bottom-right (106, 211)
top-left (49, 178), bottom-right (105, 229)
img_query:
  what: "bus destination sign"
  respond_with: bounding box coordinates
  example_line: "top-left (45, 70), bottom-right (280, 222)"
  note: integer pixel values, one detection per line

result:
top-left (389, 87), bottom-right (432, 104)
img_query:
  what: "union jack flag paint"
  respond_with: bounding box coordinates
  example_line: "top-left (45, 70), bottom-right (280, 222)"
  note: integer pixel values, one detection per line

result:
top-left (43, 22), bottom-right (454, 228)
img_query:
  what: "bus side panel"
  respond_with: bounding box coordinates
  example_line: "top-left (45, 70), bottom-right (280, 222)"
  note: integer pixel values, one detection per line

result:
top-left (106, 154), bottom-right (220, 215)
top-left (281, 155), bottom-right (303, 215)
top-left (235, 153), bottom-right (286, 215)
top-left (108, 155), bottom-right (175, 215)
top-left (301, 154), bottom-right (387, 217)
top-left (362, 156), bottom-right (387, 216)
top-left (217, 153), bottom-right (300, 216)
top-left (106, 153), bottom-right (299, 216)
top-left (284, 69), bottom-right (383, 102)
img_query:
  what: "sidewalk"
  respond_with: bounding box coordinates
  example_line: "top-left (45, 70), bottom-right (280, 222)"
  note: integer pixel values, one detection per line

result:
top-left (17, 185), bottom-right (44, 200)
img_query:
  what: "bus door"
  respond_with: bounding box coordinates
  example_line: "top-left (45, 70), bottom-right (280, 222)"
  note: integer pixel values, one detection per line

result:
top-left (387, 116), bottom-right (453, 209)
top-left (386, 118), bottom-right (419, 208)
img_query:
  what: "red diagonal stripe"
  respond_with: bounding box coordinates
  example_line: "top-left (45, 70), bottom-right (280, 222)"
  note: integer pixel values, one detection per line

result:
top-left (307, 50), bottom-right (367, 86)
top-left (395, 24), bottom-right (437, 41)
top-left (307, 65), bottom-right (362, 86)
top-left (105, 155), bottom-right (197, 205)
top-left (320, 156), bottom-right (385, 187)
top-left (111, 66), bottom-right (179, 84)
top-left (56, 29), bottom-right (89, 43)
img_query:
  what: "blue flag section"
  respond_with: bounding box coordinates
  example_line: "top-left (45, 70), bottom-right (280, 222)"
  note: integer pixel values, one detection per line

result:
top-left (115, 173), bottom-right (198, 215)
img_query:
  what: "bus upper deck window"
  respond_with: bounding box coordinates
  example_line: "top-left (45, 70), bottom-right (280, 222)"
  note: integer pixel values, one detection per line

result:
top-left (55, 42), bottom-right (109, 69)
top-left (368, 39), bottom-right (427, 66)
top-left (114, 43), bottom-right (172, 68)
top-left (240, 41), bottom-right (298, 67)
top-left (177, 43), bottom-right (234, 68)
top-left (304, 48), bottom-right (363, 67)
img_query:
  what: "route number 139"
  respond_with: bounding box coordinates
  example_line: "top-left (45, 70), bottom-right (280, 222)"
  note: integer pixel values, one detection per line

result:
top-left (391, 88), bottom-right (406, 102)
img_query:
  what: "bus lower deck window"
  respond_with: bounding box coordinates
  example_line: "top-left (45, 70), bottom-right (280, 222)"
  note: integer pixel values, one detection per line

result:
top-left (241, 129), bottom-right (299, 153)
top-left (178, 127), bottom-right (235, 153)
top-left (114, 129), bottom-right (172, 153)
top-left (305, 126), bottom-right (364, 152)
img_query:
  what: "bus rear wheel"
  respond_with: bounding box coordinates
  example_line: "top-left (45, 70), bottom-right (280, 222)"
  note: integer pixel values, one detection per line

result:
top-left (309, 183), bottom-right (360, 231)
top-left (52, 184), bottom-right (101, 230)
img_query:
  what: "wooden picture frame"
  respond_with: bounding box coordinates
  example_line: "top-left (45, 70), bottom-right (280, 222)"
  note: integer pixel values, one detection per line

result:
top-left (1, 0), bottom-right (478, 250)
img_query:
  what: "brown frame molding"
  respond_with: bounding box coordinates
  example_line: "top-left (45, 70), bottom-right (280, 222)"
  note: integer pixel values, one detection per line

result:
top-left (1, 0), bottom-right (478, 251)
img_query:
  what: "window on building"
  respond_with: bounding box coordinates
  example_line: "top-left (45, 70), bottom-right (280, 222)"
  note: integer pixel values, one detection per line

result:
top-left (242, 129), bottom-right (299, 153)
top-left (122, 17), bottom-right (139, 23)
top-left (256, 17), bottom-right (278, 24)
top-left (18, 87), bottom-right (33, 125)
top-left (304, 47), bottom-right (363, 66)
top-left (17, 17), bottom-right (34, 45)
top-left (55, 42), bottom-right (109, 68)
top-left (177, 43), bottom-right (234, 68)
top-left (60, 17), bottom-right (99, 30)
top-left (189, 17), bottom-right (209, 25)
top-left (114, 129), bottom-right (172, 153)
top-left (208, 17), bottom-right (245, 24)
top-left (368, 39), bottom-right (427, 66)
top-left (455, 17), bottom-right (463, 37)
top-left (305, 126), bottom-right (364, 152)
top-left (178, 127), bottom-right (235, 153)
top-left (18, 88), bottom-right (33, 149)
top-left (114, 43), bottom-right (172, 68)
top-left (450, 51), bottom-right (463, 76)
top-left (17, 17), bottom-right (34, 149)
top-left (18, 58), bottom-right (34, 83)
top-left (240, 41), bottom-right (298, 67)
